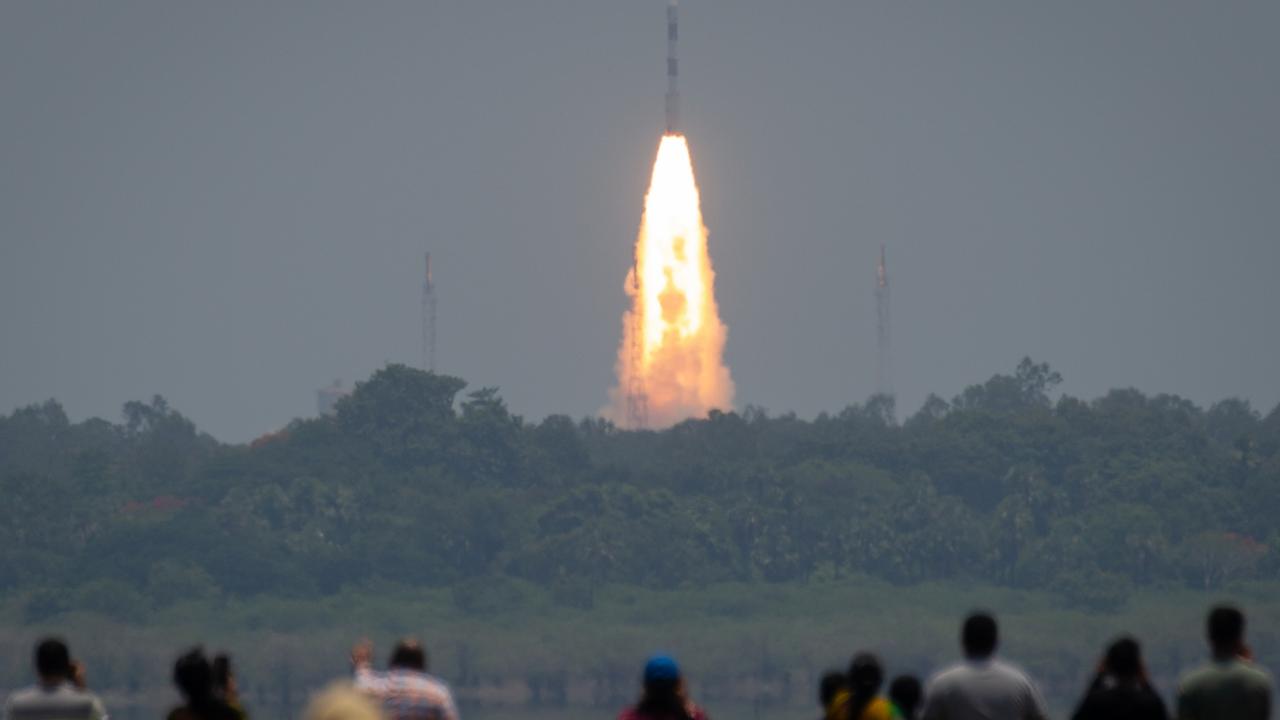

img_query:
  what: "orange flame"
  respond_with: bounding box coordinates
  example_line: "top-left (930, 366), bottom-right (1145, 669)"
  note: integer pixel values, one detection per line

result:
top-left (607, 134), bottom-right (734, 428)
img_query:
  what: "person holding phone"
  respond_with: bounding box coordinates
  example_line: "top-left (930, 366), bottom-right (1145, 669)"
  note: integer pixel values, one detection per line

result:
top-left (3, 638), bottom-right (107, 720)
top-left (1071, 636), bottom-right (1167, 720)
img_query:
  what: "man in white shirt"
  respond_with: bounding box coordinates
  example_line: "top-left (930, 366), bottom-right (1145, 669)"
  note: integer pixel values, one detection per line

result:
top-left (4, 638), bottom-right (108, 720)
top-left (1177, 605), bottom-right (1272, 720)
top-left (921, 612), bottom-right (1050, 720)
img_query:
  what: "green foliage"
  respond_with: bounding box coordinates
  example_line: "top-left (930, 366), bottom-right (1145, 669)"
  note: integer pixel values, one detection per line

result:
top-left (452, 575), bottom-right (536, 616)
top-left (22, 587), bottom-right (72, 623)
top-left (550, 575), bottom-right (596, 610)
top-left (1050, 568), bottom-right (1131, 612)
top-left (0, 359), bottom-right (1277, 614)
top-left (71, 579), bottom-right (149, 622)
top-left (147, 560), bottom-right (221, 607)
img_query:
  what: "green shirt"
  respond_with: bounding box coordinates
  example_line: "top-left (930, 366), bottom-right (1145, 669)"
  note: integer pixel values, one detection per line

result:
top-left (1177, 658), bottom-right (1272, 720)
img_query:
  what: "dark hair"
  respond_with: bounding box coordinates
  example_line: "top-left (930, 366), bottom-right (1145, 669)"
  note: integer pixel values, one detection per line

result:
top-left (1207, 605), bottom-right (1245, 655)
top-left (212, 654), bottom-right (231, 694)
top-left (637, 677), bottom-right (692, 720)
top-left (1104, 636), bottom-right (1142, 679)
top-left (35, 638), bottom-right (72, 679)
top-left (819, 670), bottom-right (847, 708)
top-left (888, 675), bottom-right (923, 720)
top-left (388, 639), bottom-right (427, 671)
top-left (174, 647), bottom-right (215, 704)
top-left (962, 612), bottom-right (999, 659)
top-left (846, 653), bottom-right (883, 720)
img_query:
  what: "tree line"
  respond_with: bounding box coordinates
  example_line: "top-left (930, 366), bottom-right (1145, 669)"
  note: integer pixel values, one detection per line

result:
top-left (3, 358), bottom-right (1278, 619)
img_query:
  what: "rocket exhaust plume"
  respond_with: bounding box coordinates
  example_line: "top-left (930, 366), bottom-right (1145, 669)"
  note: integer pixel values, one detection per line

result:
top-left (607, 0), bottom-right (733, 429)
top-left (607, 135), bottom-right (734, 429)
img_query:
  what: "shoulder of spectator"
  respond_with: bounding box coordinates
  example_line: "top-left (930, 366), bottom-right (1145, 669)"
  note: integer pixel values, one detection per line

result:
top-left (434, 674), bottom-right (457, 692)
top-left (1244, 660), bottom-right (1273, 683)
top-left (352, 665), bottom-right (387, 691)
top-left (927, 662), bottom-right (964, 688)
top-left (1177, 664), bottom-right (1214, 696)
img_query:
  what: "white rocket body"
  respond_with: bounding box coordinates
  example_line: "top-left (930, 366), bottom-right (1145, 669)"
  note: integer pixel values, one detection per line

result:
top-left (666, 0), bottom-right (679, 133)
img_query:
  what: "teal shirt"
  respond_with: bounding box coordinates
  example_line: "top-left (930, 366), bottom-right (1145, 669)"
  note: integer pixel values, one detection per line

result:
top-left (1177, 658), bottom-right (1272, 720)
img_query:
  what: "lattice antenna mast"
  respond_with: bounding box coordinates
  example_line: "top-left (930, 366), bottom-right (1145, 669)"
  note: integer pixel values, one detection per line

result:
top-left (625, 255), bottom-right (649, 429)
top-left (422, 252), bottom-right (437, 373)
top-left (875, 245), bottom-right (892, 396)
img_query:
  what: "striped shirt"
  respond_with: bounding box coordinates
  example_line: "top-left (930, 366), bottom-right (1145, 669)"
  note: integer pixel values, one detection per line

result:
top-left (354, 667), bottom-right (459, 720)
top-left (4, 683), bottom-right (107, 720)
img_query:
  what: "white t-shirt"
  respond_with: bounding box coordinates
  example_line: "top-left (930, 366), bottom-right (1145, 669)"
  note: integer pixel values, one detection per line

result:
top-left (4, 682), bottom-right (108, 720)
top-left (921, 658), bottom-right (1050, 720)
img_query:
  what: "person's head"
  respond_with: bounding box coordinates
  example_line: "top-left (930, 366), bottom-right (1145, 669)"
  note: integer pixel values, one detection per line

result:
top-left (642, 654), bottom-right (681, 691)
top-left (388, 639), bottom-right (427, 672)
top-left (845, 652), bottom-right (884, 719)
top-left (819, 670), bottom-right (847, 709)
top-left (1207, 605), bottom-right (1246, 658)
top-left (846, 653), bottom-right (883, 697)
top-left (173, 647), bottom-right (214, 704)
top-left (211, 653), bottom-right (231, 686)
top-left (638, 654), bottom-right (686, 714)
top-left (962, 612), bottom-right (999, 660)
top-left (1104, 636), bottom-right (1143, 679)
top-left (34, 638), bottom-right (72, 682)
top-left (888, 675), bottom-right (923, 720)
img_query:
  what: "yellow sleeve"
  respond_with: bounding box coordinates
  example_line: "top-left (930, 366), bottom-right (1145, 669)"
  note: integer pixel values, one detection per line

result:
top-left (860, 697), bottom-right (898, 720)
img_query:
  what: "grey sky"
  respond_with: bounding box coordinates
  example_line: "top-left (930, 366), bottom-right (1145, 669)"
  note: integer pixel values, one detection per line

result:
top-left (2, 1), bottom-right (1277, 442)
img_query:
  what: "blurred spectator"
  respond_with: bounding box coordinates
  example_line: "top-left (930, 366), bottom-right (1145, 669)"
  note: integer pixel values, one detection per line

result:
top-left (351, 639), bottom-right (459, 720)
top-left (167, 647), bottom-right (245, 720)
top-left (4, 638), bottom-right (107, 720)
top-left (825, 653), bottom-right (894, 720)
top-left (305, 683), bottom-right (385, 720)
top-left (889, 675), bottom-right (924, 720)
top-left (618, 654), bottom-right (708, 720)
top-left (1176, 605), bottom-right (1272, 720)
top-left (921, 612), bottom-right (1049, 720)
top-left (1071, 636), bottom-right (1167, 720)
top-left (819, 670), bottom-right (848, 720)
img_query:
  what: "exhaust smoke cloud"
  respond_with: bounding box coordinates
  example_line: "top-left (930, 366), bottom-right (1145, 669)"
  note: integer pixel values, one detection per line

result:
top-left (607, 133), bottom-right (734, 428)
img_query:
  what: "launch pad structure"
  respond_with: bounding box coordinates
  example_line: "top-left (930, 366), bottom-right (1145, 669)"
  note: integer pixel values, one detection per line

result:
top-left (626, 265), bottom-right (649, 430)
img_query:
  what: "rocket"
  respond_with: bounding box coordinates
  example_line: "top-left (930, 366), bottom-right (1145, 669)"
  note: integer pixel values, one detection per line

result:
top-left (665, 0), bottom-right (679, 134)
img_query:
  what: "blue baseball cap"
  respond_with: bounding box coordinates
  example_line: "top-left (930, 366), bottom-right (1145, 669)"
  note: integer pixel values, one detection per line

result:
top-left (644, 654), bottom-right (681, 682)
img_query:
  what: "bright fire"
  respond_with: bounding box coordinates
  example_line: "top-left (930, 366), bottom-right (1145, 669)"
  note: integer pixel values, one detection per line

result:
top-left (607, 134), bottom-right (734, 428)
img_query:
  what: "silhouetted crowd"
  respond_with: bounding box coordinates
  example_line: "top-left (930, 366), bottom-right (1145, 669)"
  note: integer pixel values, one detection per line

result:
top-left (2, 604), bottom-right (1272, 720)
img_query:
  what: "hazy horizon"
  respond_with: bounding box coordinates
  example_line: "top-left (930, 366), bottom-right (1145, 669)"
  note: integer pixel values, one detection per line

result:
top-left (3, 1), bottom-right (1278, 442)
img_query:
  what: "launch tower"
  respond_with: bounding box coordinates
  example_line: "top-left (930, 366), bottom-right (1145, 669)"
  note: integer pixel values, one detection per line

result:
top-left (876, 245), bottom-right (892, 396)
top-left (422, 252), bottom-right (437, 373)
top-left (625, 260), bottom-right (649, 430)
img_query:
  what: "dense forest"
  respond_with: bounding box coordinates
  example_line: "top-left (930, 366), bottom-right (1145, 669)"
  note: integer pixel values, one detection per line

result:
top-left (3, 358), bottom-right (1279, 622)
